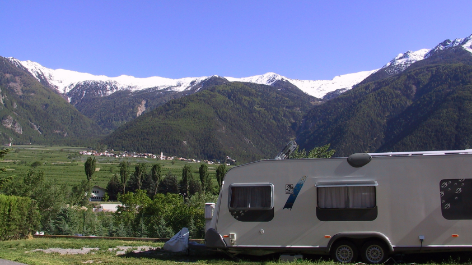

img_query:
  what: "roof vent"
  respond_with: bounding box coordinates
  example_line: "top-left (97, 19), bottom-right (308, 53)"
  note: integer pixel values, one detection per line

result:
top-left (347, 153), bottom-right (372, 168)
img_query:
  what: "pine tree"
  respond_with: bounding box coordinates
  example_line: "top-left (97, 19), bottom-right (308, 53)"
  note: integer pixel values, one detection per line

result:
top-left (116, 222), bottom-right (127, 237)
top-left (136, 217), bottom-right (148, 238)
top-left (153, 217), bottom-right (173, 238)
top-left (106, 174), bottom-right (121, 201)
top-left (158, 172), bottom-right (179, 194)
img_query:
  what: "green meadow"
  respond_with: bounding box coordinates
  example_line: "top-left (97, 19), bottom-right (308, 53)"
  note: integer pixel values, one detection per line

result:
top-left (1, 145), bottom-right (223, 189)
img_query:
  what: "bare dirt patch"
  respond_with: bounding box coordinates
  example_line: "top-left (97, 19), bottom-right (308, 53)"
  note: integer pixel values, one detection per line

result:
top-left (26, 246), bottom-right (158, 255)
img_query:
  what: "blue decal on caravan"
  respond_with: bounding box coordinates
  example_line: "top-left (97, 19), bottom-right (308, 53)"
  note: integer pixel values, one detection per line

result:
top-left (283, 176), bottom-right (307, 210)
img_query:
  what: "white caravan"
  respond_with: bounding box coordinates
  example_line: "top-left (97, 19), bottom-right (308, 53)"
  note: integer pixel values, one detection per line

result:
top-left (205, 150), bottom-right (472, 263)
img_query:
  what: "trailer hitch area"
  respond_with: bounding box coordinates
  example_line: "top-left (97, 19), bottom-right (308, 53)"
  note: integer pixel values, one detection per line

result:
top-left (223, 233), bottom-right (237, 245)
top-left (205, 228), bottom-right (227, 248)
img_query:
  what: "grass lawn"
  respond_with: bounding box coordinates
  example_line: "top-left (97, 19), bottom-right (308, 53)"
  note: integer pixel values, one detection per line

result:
top-left (0, 237), bottom-right (260, 264)
top-left (1, 238), bottom-right (472, 265)
top-left (1, 145), bottom-right (226, 189)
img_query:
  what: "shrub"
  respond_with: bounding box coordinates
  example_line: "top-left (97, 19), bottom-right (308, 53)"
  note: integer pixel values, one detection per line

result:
top-left (0, 194), bottom-right (40, 240)
top-left (31, 161), bottom-right (42, 168)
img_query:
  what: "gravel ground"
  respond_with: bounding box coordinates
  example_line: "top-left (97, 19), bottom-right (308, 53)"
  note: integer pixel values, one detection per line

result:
top-left (26, 246), bottom-right (158, 255)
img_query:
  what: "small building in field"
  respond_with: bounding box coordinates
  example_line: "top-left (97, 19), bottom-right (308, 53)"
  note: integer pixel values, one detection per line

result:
top-left (90, 186), bottom-right (106, 201)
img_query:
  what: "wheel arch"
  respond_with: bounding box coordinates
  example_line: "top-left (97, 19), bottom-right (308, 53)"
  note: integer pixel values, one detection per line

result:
top-left (327, 232), bottom-right (394, 254)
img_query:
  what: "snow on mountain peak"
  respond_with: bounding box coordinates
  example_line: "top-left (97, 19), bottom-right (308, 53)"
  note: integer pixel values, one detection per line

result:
top-left (8, 57), bottom-right (211, 94)
top-left (426, 34), bottom-right (472, 58)
top-left (225, 71), bottom-right (377, 98)
top-left (463, 34), bottom-right (472, 54)
top-left (380, 34), bottom-right (472, 76)
top-left (7, 34), bottom-right (472, 101)
top-left (287, 70), bottom-right (378, 98)
top-left (382, 49), bottom-right (430, 74)
top-left (9, 57), bottom-right (376, 99)
top-left (226, 72), bottom-right (284, 85)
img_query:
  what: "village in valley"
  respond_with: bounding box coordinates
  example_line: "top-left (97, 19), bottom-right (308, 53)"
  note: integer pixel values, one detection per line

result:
top-left (79, 150), bottom-right (236, 165)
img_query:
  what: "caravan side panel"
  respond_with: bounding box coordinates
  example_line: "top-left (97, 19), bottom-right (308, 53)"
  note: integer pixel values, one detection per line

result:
top-left (210, 155), bottom-right (472, 255)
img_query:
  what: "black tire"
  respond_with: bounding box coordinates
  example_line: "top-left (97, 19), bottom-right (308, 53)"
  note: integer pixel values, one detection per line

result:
top-left (360, 240), bottom-right (389, 264)
top-left (331, 240), bottom-right (358, 263)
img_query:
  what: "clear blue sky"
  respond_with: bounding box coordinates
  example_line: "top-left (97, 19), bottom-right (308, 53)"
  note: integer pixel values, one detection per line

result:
top-left (2, 0), bottom-right (471, 80)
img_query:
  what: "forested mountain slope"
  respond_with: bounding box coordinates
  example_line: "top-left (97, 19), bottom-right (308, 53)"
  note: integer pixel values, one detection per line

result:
top-left (102, 82), bottom-right (316, 163)
top-left (0, 57), bottom-right (103, 145)
top-left (297, 54), bottom-right (472, 156)
top-left (8, 57), bottom-right (372, 132)
top-left (72, 76), bottom-right (230, 133)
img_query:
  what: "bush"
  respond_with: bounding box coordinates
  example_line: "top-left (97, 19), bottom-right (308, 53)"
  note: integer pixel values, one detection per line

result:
top-left (31, 161), bottom-right (42, 168)
top-left (0, 194), bottom-right (40, 240)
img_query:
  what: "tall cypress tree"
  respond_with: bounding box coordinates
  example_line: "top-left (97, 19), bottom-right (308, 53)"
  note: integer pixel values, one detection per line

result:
top-left (181, 165), bottom-right (193, 199)
top-left (134, 163), bottom-right (148, 190)
top-left (216, 164), bottom-right (226, 190)
top-left (119, 161), bottom-right (130, 194)
top-left (84, 157), bottom-right (96, 182)
top-left (198, 164), bottom-right (209, 194)
top-left (151, 164), bottom-right (162, 196)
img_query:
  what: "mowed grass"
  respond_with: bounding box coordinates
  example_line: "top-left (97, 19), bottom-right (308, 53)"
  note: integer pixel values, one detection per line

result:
top-left (1, 145), bottom-right (224, 189)
top-left (1, 238), bottom-right (472, 265)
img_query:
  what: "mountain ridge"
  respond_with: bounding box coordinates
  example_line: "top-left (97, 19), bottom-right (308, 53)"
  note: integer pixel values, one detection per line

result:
top-left (102, 81), bottom-right (316, 163)
top-left (3, 33), bottom-right (472, 161)
top-left (7, 34), bottom-right (472, 102)
top-left (7, 58), bottom-right (376, 100)
top-left (296, 38), bottom-right (472, 156)
top-left (0, 57), bottom-right (104, 145)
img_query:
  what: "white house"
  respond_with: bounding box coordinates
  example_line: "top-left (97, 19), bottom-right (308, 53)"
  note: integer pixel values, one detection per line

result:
top-left (90, 186), bottom-right (106, 201)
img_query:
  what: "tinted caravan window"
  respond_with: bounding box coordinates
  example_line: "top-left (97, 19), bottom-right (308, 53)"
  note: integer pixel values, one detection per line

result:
top-left (318, 186), bottom-right (376, 209)
top-left (316, 182), bottom-right (377, 221)
top-left (229, 184), bottom-right (274, 222)
top-left (440, 179), bottom-right (472, 220)
top-left (230, 184), bottom-right (273, 209)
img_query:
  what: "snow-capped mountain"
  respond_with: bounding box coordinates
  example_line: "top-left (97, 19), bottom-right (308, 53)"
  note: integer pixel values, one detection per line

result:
top-left (7, 58), bottom-right (212, 95)
top-left (7, 34), bottom-right (472, 102)
top-left (381, 34), bottom-right (472, 76)
top-left (426, 35), bottom-right (472, 57)
top-left (7, 58), bottom-right (376, 100)
top-left (381, 49), bottom-right (430, 75)
top-left (226, 71), bottom-right (377, 99)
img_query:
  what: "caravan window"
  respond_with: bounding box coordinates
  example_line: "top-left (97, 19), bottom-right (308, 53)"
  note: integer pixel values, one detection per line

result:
top-left (440, 179), bottom-right (472, 220)
top-left (318, 186), bottom-right (376, 209)
top-left (228, 183), bottom-right (274, 222)
top-left (229, 184), bottom-right (273, 210)
top-left (316, 181), bottom-right (378, 221)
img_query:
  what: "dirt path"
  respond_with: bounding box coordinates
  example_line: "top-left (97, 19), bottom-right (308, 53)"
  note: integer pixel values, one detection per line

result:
top-left (0, 259), bottom-right (27, 265)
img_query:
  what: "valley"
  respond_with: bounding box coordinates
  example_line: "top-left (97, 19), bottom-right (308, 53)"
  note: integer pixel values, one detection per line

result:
top-left (1, 145), bottom-right (222, 188)
top-left (1, 34), bottom-right (472, 163)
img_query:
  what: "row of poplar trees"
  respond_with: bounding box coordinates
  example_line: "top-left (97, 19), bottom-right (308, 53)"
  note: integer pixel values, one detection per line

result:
top-left (86, 159), bottom-right (228, 201)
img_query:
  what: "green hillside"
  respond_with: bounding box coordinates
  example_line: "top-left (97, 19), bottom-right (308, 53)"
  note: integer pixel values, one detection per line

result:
top-left (102, 82), bottom-right (316, 163)
top-left (73, 89), bottom-right (184, 133)
top-left (297, 62), bottom-right (472, 156)
top-left (71, 76), bottom-right (231, 133)
top-left (0, 57), bottom-right (104, 145)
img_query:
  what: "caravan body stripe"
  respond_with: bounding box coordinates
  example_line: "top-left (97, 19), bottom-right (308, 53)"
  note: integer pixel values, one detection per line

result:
top-left (283, 176), bottom-right (307, 210)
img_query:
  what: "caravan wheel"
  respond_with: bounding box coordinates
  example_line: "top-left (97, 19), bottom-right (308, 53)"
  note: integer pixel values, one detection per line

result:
top-left (331, 240), bottom-right (358, 263)
top-left (360, 240), bottom-right (388, 264)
